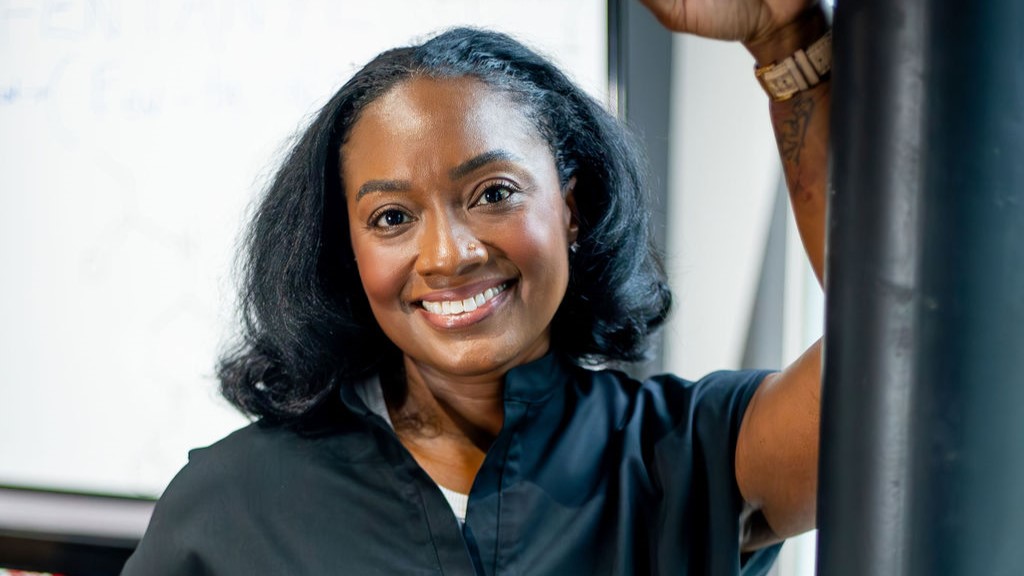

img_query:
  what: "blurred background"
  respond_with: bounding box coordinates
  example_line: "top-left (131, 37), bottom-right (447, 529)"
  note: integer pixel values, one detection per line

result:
top-left (0, 0), bottom-right (820, 573)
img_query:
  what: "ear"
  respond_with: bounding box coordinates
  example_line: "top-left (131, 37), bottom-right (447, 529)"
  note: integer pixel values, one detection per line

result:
top-left (563, 177), bottom-right (579, 244)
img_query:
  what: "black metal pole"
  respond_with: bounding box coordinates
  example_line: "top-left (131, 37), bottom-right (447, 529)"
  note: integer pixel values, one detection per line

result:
top-left (820, 0), bottom-right (1024, 574)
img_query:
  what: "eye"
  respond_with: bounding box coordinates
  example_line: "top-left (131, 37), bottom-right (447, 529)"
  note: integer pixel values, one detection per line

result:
top-left (475, 181), bottom-right (518, 206)
top-left (371, 208), bottom-right (413, 229)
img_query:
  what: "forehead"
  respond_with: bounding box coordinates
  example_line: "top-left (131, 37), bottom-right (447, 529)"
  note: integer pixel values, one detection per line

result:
top-left (341, 76), bottom-right (551, 183)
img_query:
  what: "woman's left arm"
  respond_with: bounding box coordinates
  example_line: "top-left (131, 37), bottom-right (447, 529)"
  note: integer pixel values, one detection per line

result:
top-left (734, 8), bottom-right (830, 549)
top-left (638, 0), bottom-right (831, 548)
top-left (732, 7), bottom-right (831, 549)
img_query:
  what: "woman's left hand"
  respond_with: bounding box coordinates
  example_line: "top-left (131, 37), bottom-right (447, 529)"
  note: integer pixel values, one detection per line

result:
top-left (638, 0), bottom-right (825, 64)
top-left (637, 0), bottom-right (818, 41)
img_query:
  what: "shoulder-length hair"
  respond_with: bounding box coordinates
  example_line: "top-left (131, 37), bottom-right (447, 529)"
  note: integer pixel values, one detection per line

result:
top-left (218, 27), bottom-right (671, 421)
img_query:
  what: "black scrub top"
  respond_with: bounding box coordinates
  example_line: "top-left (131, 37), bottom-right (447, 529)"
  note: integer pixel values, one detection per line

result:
top-left (122, 353), bottom-right (781, 575)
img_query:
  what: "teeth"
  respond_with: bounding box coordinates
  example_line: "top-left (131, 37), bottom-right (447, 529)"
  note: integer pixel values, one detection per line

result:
top-left (422, 283), bottom-right (508, 316)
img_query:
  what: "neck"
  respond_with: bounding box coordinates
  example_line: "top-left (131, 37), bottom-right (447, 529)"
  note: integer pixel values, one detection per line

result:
top-left (387, 355), bottom-right (506, 450)
top-left (383, 356), bottom-right (508, 494)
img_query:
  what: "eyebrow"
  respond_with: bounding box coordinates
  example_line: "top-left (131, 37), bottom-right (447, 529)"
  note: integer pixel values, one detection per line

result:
top-left (354, 149), bottom-right (521, 201)
top-left (356, 179), bottom-right (411, 200)
top-left (448, 149), bottom-right (520, 181)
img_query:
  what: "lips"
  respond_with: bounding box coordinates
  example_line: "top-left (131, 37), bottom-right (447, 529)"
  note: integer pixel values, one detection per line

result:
top-left (417, 280), bottom-right (509, 315)
top-left (419, 281), bottom-right (511, 316)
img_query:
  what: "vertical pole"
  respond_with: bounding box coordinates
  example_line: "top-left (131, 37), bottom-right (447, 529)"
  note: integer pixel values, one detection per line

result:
top-left (819, 0), bottom-right (1024, 574)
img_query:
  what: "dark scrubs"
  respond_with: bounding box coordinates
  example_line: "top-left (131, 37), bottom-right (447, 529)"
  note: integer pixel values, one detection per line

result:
top-left (123, 353), bottom-right (780, 575)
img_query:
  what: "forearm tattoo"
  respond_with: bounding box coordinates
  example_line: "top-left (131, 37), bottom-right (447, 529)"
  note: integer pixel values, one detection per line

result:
top-left (777, 94), bottom-right (816, 166)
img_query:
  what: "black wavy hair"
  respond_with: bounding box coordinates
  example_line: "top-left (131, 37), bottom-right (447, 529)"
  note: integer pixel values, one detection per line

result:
top-left (218, 28), bottom-right (672, 421)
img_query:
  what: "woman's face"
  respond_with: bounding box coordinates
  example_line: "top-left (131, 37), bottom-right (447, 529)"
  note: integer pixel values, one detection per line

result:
top-left (342, 76), bottom-right (577, 380)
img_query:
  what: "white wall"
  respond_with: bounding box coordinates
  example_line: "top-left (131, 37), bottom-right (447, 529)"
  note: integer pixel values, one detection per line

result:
top-left (664, 35), bottom-right (780, 379)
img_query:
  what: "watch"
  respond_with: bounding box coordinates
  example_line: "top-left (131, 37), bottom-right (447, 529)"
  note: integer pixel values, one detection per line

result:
top-left (755, 30), bottom-right (832, 102)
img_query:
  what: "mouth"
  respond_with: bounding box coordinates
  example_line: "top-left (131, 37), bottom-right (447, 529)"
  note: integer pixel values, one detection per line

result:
top-left (418, 281), bottom-right (512, 316)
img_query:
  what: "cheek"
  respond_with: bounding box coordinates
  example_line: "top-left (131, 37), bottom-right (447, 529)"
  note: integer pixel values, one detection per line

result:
top-left (508, 206), bottom-right (571, 298)
top-left (350, 236), bottom-right (410, 313)
top-left (356, 260), bottom-right (390, 307)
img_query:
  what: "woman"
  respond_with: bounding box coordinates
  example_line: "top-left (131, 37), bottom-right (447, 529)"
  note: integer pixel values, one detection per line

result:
top-left (124, 0), bottom-right (830, 573)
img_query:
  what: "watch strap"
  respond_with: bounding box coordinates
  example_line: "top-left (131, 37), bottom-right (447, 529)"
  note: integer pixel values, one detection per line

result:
top-left (755, 30), bottom-right (832, 102)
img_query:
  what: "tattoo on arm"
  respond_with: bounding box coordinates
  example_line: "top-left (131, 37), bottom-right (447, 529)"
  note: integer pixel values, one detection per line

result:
top-left (777, 95), bottom-right (816, 166)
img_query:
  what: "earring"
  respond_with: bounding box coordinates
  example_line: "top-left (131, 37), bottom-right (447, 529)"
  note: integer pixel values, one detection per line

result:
top-left (569, 241), bottom-right (580, 254)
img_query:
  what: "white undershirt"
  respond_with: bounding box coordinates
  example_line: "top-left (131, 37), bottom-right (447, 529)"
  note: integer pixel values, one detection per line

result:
top-left (354, 376), bottom-right (469, 524)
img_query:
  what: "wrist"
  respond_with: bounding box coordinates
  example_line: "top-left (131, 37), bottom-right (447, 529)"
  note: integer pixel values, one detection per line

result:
top-left (744, 6), bottom-right (830, 67)
top-left (747, 7), bottom-right (831, 102)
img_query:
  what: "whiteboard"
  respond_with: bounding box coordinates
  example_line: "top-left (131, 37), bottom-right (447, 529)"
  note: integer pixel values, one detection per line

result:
top-left (0, 0), bottom-right (606, 497)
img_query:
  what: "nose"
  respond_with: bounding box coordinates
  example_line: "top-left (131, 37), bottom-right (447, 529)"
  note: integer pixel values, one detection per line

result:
top-left (414, 212), bottom-right (486, 278)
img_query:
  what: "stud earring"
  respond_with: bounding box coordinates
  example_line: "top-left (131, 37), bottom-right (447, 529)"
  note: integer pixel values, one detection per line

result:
top-left (569, 241), bottom-right (580, 254)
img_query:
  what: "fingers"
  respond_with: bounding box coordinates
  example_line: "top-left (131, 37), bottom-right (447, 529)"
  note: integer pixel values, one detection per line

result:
top-left (635, 0), bottom-right (683, 31)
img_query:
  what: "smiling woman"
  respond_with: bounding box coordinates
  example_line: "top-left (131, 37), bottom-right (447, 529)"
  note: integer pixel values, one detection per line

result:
top-left (212, 30), bottom-right (670, 425)
top-left (122, 1), bottom-right (832, 573)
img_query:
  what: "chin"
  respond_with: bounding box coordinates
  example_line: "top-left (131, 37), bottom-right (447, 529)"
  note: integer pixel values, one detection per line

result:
top-left (412, 337), bottom-right (550, 379)
top-left (433, 349), bottom-right (519, 377)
